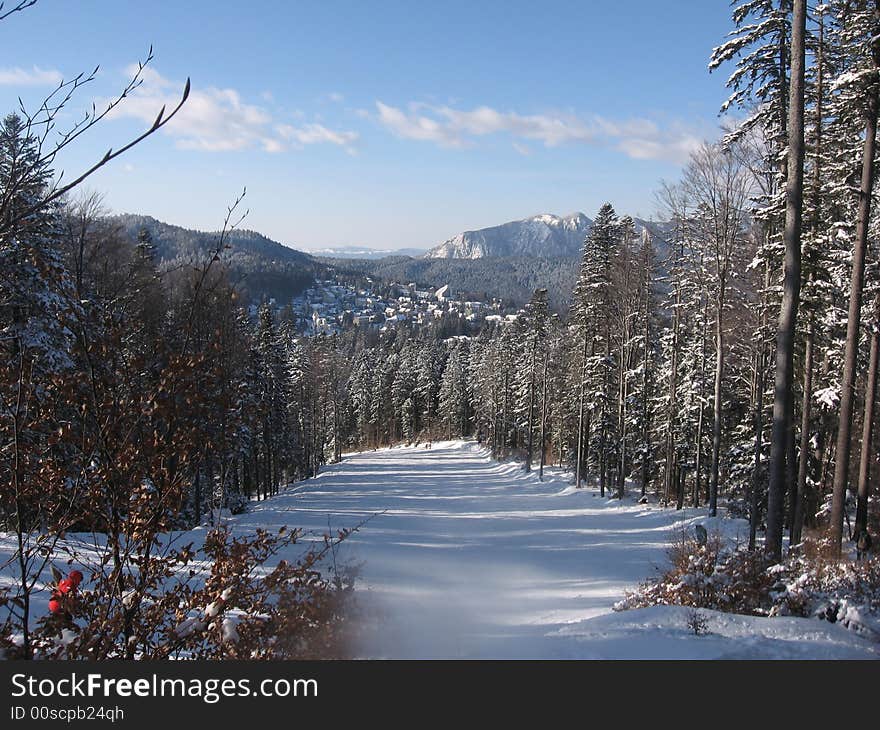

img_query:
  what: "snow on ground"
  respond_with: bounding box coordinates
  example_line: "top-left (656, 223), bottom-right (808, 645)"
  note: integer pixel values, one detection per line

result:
top-left (555, 606), bottom-right (876, 659)
top-left (232, 440), bottom-right (878, 659)
top-left (2, 440), bottom-right (876, 659)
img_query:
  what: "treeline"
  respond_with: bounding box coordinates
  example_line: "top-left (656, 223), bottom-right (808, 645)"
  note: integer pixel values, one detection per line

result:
top-left (0, 106), bottom-right (362, 657)
top-left (332, 202), bottom-right (746, 517)
top-left (705, 0), bottom-right (880, 559)
top-left (1, 119), bottom-right (335, 530)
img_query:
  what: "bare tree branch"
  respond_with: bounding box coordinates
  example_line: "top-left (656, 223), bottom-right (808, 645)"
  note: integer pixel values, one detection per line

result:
top-left (0, 0), bottom-right (36, 23)
top-left (0, 49), bottom-right (190, 238)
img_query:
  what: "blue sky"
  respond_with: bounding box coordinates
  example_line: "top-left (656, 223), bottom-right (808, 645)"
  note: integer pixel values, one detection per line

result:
top-left (1, 0), bottom-right (734, 250)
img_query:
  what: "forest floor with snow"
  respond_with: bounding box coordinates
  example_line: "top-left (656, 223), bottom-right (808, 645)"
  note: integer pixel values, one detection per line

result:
top-left (237, 439), bottom-right (877, 659)
top-left (2, 440), bottom-right (876, 659)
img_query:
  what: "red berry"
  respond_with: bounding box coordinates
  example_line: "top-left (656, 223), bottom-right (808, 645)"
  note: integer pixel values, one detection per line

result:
top-left (69, 570), bottom-right (84, 586)
top-left (48, 598), bottom-right (62, 614)
top-left (57, 578), bottom-right (74, 595)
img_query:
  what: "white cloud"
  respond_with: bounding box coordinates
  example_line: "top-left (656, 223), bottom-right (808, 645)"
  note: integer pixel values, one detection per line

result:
top-left (0, 66), bottom-right (63, 86)
top-left (593, 117), bottom-right (660, 139)
top-left (595, 117), bottom-right (702, 163)
top-left (277, 122), bottom-right (358, 153)
top-left (375, 101), bottom-right (593, 148)
top-left (439, 105), bottom-right (594, 146)
top-left (616, 134), bottom-right (702, 163)
top-left (376, 101), bottom-right (463, 147)
top-left (373, 100), bottom-right (703, 163)
top-left (108, 66), bottom-right (358, 154)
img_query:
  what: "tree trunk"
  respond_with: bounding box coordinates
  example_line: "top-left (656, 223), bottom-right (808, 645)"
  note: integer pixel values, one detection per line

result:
top-left (791, 314), bottom-right (814, 546)
top-left (709, 310), bottom-right (724, 517)
top-left (830, 34), bottom-right (880, 554)
top-left (766, 0), bottom-right (806, 562)
top-left (676, 463), bottom-right (685, 511)
top-left (695, 295), bottom-right (710, 508)
top-left (664, 278), bottom-right (681, 506)
top-left (194, 467), bottom-right (202, 524)
top-left (604, 322), bottom-right (611, 497)
top-left (786, 409), bottom-right (798, 530)
top-left (641, 290), bottom-right (652, 497)
top-left (694, 402), bottom-right (705, 508)
top-left (750, 345), bottom-right (765, 550)
top-left (502, 368), bottom-right (510, 458)
top-left (525, 339), bottom-right (537, 472)
top-left (252, 446), bottom-right (259, 499)
top-left (618, 365), bottom-right (627, 499)
top-left (539, 351), bottom-right (549, 481)
top-left (557, 410), bottom-right (564, 467)
top-left (792, 10), bottom-right (824, 546)
top-left (575, 332), bottom-right (589, 488)
top-left (855, 295), bottom-right (880, 538)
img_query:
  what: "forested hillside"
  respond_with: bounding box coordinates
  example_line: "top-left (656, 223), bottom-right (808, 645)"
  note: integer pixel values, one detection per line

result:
top-left (114, 214), bottom-right (332, 304)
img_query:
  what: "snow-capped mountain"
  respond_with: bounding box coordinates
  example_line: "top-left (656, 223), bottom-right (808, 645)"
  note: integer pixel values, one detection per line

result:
top-left (425, 212), bottom-right (592, 259)
top-left (425, 212), bottom-right (673, 260)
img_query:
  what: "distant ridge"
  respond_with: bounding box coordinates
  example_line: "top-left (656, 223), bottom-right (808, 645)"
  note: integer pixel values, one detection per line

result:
top-left (425, 212), bottom-right (671, 259)
top-left (425, 212), bottom-right (592, 259)
top-left (112, 214), bottom-right (330, 304)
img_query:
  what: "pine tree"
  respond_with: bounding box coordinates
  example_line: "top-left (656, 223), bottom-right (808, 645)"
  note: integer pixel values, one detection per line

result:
top-left (633, 231), bottom-right (661, 496)
top-left (415, 342), bottom-right (440, 440)
top-left (710, 0), bottom-right (792, 150)
top-left (571, 203), bottom-right (619, 493)
top-left (517, 288), bottom-right (549, 471)
top-left (0, 113), bottom-right (72, 374)
top-left (612, 217), bottom-right (639, 497)
top-left (255, 303), bottom-right (289, 498)
top-left (438, 341), bottom-right (470, 439)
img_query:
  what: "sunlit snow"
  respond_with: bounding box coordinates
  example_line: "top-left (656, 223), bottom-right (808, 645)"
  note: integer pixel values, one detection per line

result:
top-left (231, 440), bottom-right (878, 659)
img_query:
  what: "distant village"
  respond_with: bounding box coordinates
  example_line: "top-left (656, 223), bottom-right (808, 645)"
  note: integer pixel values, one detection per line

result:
top-left (258, 277), bottom-right (516, 336)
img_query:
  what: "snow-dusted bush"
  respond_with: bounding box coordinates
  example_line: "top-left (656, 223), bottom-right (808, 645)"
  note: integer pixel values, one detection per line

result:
top-left (685, 607), bottom-right (710, 636)
top-left (771, 539), bottom-right (880, 639)
top-left (617, 528), bottom-right (880, 640)
top-left (617, 527), bottom-right (776, 615)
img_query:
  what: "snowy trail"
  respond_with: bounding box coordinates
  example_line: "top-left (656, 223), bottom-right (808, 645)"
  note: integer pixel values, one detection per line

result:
top-left (230, 440), bottom-right (877, 659)
top-left (237, 440), bottom-right (667, 658)
top-left (2, 440), bottom-right (875, 658)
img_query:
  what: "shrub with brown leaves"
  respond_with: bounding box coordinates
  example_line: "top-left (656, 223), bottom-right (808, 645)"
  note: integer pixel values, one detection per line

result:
top-left (1, 524), bottom-right (356, 660)
top-left (617, 528), bottom-right (880, 639)
top-left (617, 527), bottom-right (776, 615)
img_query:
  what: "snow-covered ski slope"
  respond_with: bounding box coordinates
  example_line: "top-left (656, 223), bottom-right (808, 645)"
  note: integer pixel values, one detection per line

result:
top-left (236, 440), bottom-right (877, 659)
